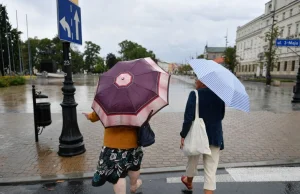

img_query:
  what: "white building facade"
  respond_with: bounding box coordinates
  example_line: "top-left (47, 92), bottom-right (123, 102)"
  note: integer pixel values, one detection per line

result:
top-left (236, 0), bottom-right (300, 79)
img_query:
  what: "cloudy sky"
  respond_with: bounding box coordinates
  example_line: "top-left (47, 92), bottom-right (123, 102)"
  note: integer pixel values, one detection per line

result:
top-left (5, 0), bottom-right (266, 63)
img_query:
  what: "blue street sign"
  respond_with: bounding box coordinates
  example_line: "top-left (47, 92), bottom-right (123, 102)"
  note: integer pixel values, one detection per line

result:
top-left (57, 0), bottom-right (82, 45)
top-left (276, 39), bottom-right (300, 47)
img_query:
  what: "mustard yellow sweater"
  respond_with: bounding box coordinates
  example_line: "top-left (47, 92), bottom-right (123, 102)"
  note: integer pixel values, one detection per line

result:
top-left (88, 112), bottom-right (138, 149)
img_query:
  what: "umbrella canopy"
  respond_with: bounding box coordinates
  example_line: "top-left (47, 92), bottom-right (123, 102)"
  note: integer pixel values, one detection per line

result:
top-left (189, 59), bottom-right (250, 112)
top-left (92, 57), bottom-right (171, 127)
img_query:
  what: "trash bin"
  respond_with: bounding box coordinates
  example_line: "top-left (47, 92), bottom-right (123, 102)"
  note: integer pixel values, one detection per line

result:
top-left (35, 102), bottom-right (52, 127)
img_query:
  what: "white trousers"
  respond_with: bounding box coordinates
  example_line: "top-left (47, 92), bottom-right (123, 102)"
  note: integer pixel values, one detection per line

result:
top-left (186, 146), bottom-right (220, 190)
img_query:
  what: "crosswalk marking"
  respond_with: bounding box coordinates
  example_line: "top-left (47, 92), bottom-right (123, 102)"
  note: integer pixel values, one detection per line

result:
top-left (167, 167), bottom-right (300, 183)
top-left (167, 174), bottom-right (235, 183)
top-left (226, 167), bottom-right (300, 182)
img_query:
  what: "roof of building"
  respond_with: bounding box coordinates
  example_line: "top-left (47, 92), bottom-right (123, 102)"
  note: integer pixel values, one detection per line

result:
top-left (205, 47), bottom-right (226, 53)
top-left (213, 57), bottom-right (225, 64)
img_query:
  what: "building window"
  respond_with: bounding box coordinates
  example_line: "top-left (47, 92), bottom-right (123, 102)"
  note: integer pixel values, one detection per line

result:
top-left (277, 62), bottom-right (280, 71)
top-left (283, 12), bottom-right (285, 20)
top-left (284, 61), bottom-right (288, 71)
top-left (288, 26), bottom-right (291, 37)
top-left (290, 9), bottom-right (293, 17)
top-left (296, 23), bottom-right (299, 35)
top-left (242, 66), bottom-right (244, 72)
top-left (292, 61), bottom-right (295, 71)
top-left (280, 28), bottom-right (284, 37)
top-left (253, 65), bottom-right (255, 72)
top-left (212, 55), bottom-right (216, 59)
top-left (266, 20), bottom-right (269, 26)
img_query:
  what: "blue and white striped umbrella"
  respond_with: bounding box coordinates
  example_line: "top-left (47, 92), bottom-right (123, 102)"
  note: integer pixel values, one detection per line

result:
top-left (189, 59), bottom-right (250, 112)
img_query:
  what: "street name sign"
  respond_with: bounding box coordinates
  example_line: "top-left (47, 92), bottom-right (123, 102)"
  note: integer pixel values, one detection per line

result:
top-left (276, 39), bottom-right (300, 47)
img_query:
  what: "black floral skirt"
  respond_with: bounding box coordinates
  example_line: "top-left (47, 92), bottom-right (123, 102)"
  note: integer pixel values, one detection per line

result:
top-left (92, 146), bottom-right (143, 186)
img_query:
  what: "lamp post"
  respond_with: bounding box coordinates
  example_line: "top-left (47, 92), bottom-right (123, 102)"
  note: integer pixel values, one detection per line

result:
top-left (292, 59), bottom-right (300, 103)
top-left (5, 33), bottom-right (11, 76)
top-left (290, 50), bottom-right (300, 103)
top-left (58, 42), bottom-right (85, 156)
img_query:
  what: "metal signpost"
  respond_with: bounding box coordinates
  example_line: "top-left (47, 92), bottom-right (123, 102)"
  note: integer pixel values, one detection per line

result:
top-left (276, 39), bottom-right (300, 103)
top-left (57, 0), bottom-right (85, 156)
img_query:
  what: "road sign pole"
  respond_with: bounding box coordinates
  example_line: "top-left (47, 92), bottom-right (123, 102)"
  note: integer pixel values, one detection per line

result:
top-left (58, 42), bottom-right (85, 156)
top-left (292, 57), bottom-right (300, 103)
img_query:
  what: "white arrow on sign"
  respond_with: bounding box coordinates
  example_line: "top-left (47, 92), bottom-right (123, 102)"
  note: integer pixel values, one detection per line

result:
top-left (74, 11), bottom-right (80, 40)
top-left (60, 17), bottom-right (71, 38)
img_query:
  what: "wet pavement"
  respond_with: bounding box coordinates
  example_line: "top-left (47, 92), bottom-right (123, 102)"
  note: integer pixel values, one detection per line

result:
top-left (0, 75), bottom-right (299, 114)
top-left (1, 75), bottom-right (300, 182)
top-left (173, 75), bottom-right (300, 113)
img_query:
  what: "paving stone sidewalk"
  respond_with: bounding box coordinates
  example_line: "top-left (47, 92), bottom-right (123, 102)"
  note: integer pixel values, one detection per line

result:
top-left (1, 110), bottom-right (300, 179)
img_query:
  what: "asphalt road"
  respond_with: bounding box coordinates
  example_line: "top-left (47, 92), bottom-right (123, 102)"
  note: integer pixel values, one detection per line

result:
top-left (1, 170), bottom-right (300, 194)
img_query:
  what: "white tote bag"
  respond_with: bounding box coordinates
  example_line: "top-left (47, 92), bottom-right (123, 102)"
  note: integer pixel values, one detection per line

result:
top-left (183, 90), bottom-right (211, 156)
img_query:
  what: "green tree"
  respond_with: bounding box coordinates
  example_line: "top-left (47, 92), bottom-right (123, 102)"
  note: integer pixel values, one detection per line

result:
top-left (106, 53), bottom-right (119, 69)
top-left (70, 45), bottom-right (84, 74)
top-left (83, 41), bottom-right (101, 72)
top-left (178, 64), bottom-right (192, 75)
top-left (93, 57), bottom-right (107, 73)
top-left (0, 5), bottom-right (18, 76)
top-left (197, 54), bottom-right (204, 59)
top-left (50, 36), bottom-right (63, 70)
top-left (10, 29), bottom-right (22, 73)
top-left (265, 25), bottom-right (280, 85)
top-left (118, 40), bottom-right (156, 61)
top-left (21, 37), bottom-right (40, 73)
top-left (223, 46), bottom-right (239, 73)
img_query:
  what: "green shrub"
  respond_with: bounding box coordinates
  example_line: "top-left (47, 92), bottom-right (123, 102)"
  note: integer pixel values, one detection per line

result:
top-left (8, 76), bottom-right (26, 86)
top-left (0, 78), bottom-right (9, 87)
top-left (0, 76), bottom-right (26, 87)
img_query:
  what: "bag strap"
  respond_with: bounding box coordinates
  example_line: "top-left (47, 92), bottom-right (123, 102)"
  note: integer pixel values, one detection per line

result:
top-left (141, 110), bottom-right (154, 126)
top-left (194, 90), bottom-right (200, 119)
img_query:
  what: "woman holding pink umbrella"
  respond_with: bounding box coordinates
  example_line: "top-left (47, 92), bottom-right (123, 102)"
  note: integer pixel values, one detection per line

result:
top-left (84, 57), bottom-right (170, 194)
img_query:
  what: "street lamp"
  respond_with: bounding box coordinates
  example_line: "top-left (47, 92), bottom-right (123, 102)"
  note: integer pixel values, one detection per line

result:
top-left (5, 32), bottom-right (12, 75)
top-left (292, 60), bottom-right (300, 103)
top-left (290, 51), bottom-right (300, 103)
top-left (58, 42), bottom-right (86, 156)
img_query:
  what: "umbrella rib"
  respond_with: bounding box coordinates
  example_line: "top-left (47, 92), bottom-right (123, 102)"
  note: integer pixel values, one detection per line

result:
top-left (132, 71), bottom-right (162, 76)
top-left (126, 89), bottom-right (137, 113)
top-left (131, 82), bottom-right (159, 98)
top-left (129, 60), bottom-right (141, 71)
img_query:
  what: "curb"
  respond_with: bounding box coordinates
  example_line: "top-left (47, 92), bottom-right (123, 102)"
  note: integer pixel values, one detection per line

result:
top-left (1, 159), bottom-right (300, 185)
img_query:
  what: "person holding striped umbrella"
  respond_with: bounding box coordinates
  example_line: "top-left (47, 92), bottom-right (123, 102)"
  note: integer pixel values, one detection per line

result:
top-left (180, 59), bottom-right (249, 193)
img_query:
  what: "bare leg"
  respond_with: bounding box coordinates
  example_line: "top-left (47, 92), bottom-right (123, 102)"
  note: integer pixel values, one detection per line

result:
top-left (204, 189), bottom-right (214, 194)
top-left (113, 178), bottom-right (126, 194)
top-left (128, 170), bottom-right (142, 193)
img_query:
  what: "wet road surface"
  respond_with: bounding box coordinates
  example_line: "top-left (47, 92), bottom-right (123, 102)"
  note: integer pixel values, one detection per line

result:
top-left (1, 173), bottom-right (300, 194)
top-left (0, 75), bottom-right (299, 114)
